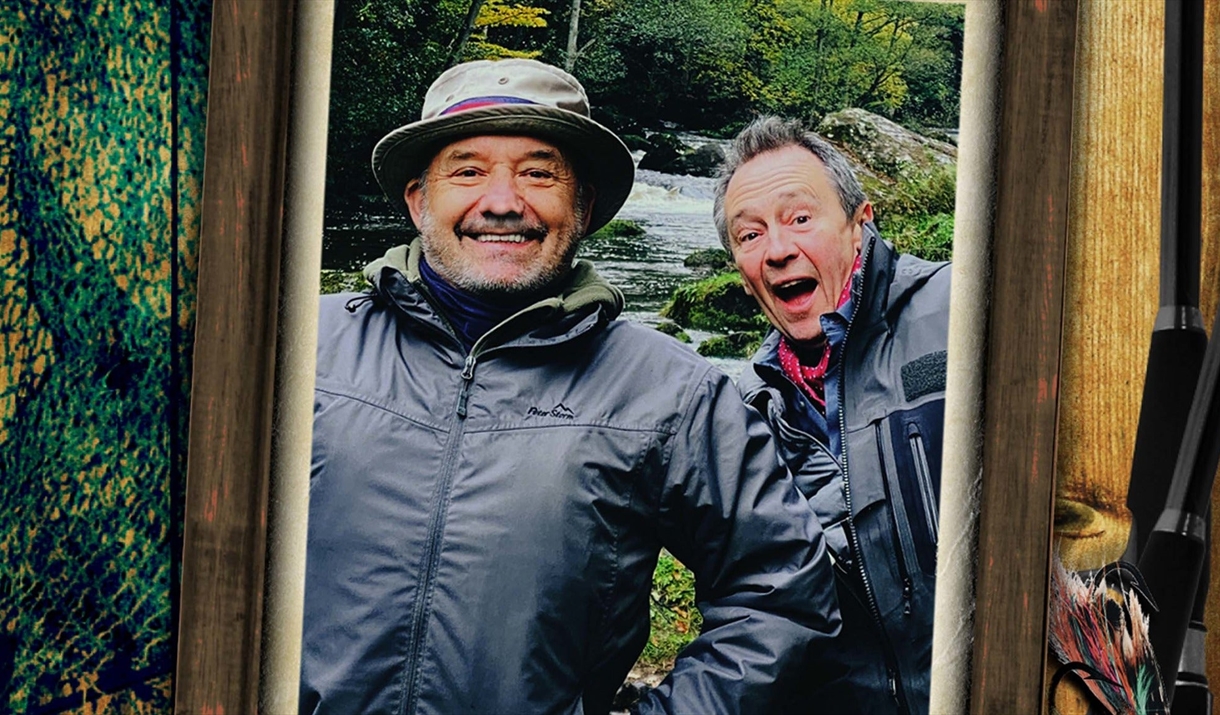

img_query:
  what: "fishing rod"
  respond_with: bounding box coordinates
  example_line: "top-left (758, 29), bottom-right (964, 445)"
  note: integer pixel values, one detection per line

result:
top-left (1127, 0), bottom-right (1208, 708)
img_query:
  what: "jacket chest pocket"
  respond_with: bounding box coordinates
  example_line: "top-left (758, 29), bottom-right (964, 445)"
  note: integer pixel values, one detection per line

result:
top-left (874, 401), bottom-right (943, 577)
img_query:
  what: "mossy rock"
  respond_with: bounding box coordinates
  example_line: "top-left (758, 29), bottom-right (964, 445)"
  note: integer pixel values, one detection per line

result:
top-left (682, 248), bottom-right (732, 271)
top-left (697, 331), bottom-right (765, 359)
top-left (637, 132), bottom-right (688, 172)
top-left (321, 270), bottom-right (367, 295)
top-left (660, 271), bottom-right (766, 333)
top-left (654, 321), bottom-right (691, 343)
top-left (588, 218), bottom-right (647, 240)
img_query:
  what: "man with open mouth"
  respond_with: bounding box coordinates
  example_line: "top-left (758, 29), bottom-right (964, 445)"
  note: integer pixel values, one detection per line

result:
top-left (301, 60), bottom-right (842, 714)
top-left (715, 116), bottom-right (953, 715)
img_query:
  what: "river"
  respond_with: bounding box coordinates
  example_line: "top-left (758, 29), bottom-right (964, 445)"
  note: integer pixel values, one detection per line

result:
top-left (322, 166), bottom-right (752, 379)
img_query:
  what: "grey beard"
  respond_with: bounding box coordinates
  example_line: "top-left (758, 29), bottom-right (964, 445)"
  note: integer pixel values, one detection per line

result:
top-left (416, 210), bottom-right (584, 299)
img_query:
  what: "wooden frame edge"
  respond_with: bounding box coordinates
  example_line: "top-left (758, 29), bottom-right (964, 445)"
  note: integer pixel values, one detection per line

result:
top-left (968, 0), bottom-right (1080, 712)
top-left (175, 0), bottom-right (298, 711)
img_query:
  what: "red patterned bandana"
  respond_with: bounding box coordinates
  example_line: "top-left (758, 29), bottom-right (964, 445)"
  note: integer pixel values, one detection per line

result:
top-left (777, 253), bottom-right (862, 413)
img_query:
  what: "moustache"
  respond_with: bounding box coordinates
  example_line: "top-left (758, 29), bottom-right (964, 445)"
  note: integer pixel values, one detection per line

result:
top-left (456, 217), bottom-right (549, 240)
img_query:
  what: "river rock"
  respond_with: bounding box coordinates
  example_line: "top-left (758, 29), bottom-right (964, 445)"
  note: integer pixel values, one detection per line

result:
top-left (697, 331), bottom-right (764, 359)
top-left (817, 108), bottom-right (956, 180)
top-left (637, 133), bottom-right (687, 173)
top-left (682, 248), bottom-right (732, 272)
top-left (321, 270), bottom-right (367, 295)
top-left (638, 132), bottom-right (726, 177)
top-left (654, 321), bottom-right (691, 343)
top-left (661, 271), bottom-right (765, 333)
top-left (682, 143), bottom-right (726, 177)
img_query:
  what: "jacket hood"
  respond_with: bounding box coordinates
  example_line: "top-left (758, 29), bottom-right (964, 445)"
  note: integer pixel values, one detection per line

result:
top-left (362, 239), bottom-right (625, 322)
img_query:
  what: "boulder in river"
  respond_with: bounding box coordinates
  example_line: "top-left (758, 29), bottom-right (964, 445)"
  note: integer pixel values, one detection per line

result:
top-left (637, 132), bottom-right (726, 178)
top-left (682, 248), bottom-right (732, 273)
top-left (660, 271), bottom-right (766, 333)
top-left (817, 108), bottom-right (956, 181)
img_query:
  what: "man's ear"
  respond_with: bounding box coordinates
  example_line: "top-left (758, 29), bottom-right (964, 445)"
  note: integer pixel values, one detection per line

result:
top-left (579, 184), bottom-right (597, 234)
top-left (405, 181), bottom-right (424, 226)
top-left (852, 201), bottom-right (874, 252)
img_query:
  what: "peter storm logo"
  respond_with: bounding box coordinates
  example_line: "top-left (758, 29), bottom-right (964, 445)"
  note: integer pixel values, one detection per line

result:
top-left (526, 402), bottom-right (576, 420)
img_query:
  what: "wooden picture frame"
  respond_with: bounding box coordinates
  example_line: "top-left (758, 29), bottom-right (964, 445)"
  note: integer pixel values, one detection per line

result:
top-left (172, 1), bottom-right (1078, 713)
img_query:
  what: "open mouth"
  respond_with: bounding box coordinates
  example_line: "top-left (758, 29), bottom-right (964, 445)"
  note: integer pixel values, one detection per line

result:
top-left (772, 278), bottom-right (818, 303)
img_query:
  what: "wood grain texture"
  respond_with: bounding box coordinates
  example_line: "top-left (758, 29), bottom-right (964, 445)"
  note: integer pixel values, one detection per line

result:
top-left (1053, 0), bottom-right (1163, 573)
top-left (1206, 0), bottom-right (1220, 695)
top-left (174, 0), bottom-right (296, 712)
top-left (1050, 0), bottom-right (1220, 698)
top-left (968, 0), bottom-right (1079, 712)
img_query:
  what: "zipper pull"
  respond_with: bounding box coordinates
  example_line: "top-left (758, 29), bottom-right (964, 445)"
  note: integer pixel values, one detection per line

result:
top-left (457, 354), bottom-right (476, 418)
top-left (902, 578), bottom-right (913, 616)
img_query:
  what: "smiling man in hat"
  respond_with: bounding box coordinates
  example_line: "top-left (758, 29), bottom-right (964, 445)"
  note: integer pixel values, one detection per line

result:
top-left (300, 59), bottom-right (840, 715)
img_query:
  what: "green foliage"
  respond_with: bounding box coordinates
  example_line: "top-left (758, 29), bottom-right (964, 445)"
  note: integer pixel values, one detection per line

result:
top-left (873, 165), bottom-right (955, 262)
top-left (327, 0), bottom-right (470, 202)
top-left (873, 164), bottom-right (956, 217)
top-left (879, 212), bottom-right (954, 263)
top-left (640, 550), bottom-right (702, 667)
top-left (467, 0), bottom-right (550, 60)
top-left (757, 0), bottom-right (963, 127)
top-left (323, 0), bottom-right (964, 214)
top-left (321, 270), bottom-right (368, 295)
top-left (576, 0), bottom-right (763, 130)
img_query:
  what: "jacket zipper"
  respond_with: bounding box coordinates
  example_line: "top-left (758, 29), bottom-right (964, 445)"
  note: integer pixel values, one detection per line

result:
top-left (396, 275), bottom-right (483, 714)
top-left (399, 354), bottom-right (475, 715)
top-left (393, 289), bottom-right (569, 713)
top-left (386, 274), bottom-right (603, 712)
top-left (837, 238), bottom-right (910, 713)
top-left (876, 424), bottom-right (916, 619)
top-left (907, 423), bottom-right (939, 544)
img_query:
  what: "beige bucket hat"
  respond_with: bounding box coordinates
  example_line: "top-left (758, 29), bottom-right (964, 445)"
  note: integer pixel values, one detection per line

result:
top-left (372, 59), bottom-right (635, 236)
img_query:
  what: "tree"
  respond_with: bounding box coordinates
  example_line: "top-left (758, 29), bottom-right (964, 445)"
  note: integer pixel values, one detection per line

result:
top-left (446, 0), bottom-right (489, 68)
top-left (564, 0), bottom-right (581, 71)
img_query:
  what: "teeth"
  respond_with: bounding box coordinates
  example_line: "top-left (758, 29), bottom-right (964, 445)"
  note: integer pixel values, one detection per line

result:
top-left (473, 234), bottom-right (528, 243)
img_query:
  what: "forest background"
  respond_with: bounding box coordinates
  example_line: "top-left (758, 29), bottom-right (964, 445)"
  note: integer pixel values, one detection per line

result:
top-left (326, 0), bottom-right (964, 204)
top-left (321, 0), bottom-right (964, 684)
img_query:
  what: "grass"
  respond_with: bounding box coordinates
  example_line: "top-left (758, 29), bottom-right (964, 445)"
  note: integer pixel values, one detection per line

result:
top-left (639, 550), bottom-right (702, 668)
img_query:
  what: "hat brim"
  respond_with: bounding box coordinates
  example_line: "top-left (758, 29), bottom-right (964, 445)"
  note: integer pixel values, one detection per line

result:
top-left (372, 105), bottom-right (636, 237)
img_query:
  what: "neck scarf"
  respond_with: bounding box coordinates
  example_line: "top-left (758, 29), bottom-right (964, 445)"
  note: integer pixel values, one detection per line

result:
top-left (777, 252), bottom-right (862, 412)
top-left (418, 255), bottom-right (537, 348)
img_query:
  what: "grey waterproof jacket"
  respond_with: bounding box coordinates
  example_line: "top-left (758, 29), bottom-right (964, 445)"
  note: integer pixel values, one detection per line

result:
top-left (738, 229), bottom-right (950, 715)
top-left (301, 240), bottom-right (841, 715)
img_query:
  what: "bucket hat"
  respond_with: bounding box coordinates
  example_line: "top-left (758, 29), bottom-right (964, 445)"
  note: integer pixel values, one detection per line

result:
top-left (372, 58), bottom-right (635, 236)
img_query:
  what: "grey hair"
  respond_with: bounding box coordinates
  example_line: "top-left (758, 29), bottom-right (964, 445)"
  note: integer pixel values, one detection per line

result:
top-left (712, 115), bottom-right (867, 252)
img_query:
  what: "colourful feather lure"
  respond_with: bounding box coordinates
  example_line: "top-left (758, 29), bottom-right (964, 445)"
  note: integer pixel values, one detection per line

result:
top-left (1047, 557), bottom-right (1166, 714)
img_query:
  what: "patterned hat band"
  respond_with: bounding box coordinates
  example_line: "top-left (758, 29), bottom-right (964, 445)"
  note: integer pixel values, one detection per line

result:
top-left (440, 96), bottom-right (541, 116)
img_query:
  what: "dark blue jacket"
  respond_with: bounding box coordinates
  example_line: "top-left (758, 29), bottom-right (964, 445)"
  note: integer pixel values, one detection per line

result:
top-left (301, 240), bottom-right (841, 715)
top-left (738, 228), bottom-right (950, 715)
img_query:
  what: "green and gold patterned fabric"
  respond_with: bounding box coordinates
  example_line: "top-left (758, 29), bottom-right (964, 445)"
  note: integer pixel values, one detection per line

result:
top-left (0, 0), bottom-right (211, 710)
